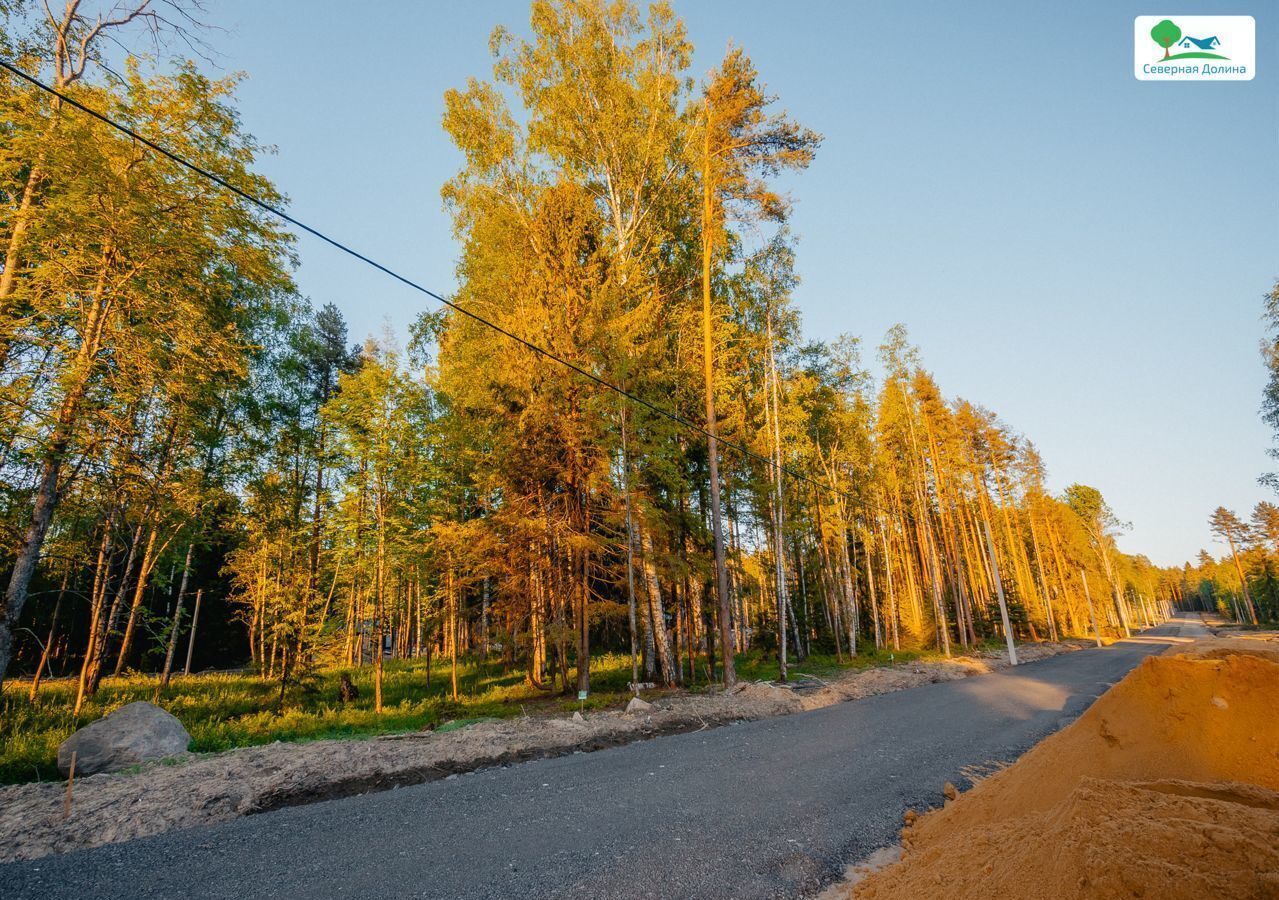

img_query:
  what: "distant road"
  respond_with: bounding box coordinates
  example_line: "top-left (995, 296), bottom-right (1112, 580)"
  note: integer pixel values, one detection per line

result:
top-left (0, 620), bottom-right (1197, 900)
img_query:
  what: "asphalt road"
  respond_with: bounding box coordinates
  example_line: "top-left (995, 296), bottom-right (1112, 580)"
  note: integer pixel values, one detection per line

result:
top-left (0, 620), bottom-right (1196, 900)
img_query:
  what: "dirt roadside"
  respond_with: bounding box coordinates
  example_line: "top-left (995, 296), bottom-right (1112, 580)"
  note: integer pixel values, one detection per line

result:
top-left (0, 641), bottom-right (1086, 864)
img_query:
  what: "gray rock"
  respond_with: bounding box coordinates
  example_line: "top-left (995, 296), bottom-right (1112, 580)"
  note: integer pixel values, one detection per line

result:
top-left (58, 701), bottom-right (190, 777)
top-left (571, 711), bottom-right (585, 723)
top-left (625, 696), bottom-right (654, 715)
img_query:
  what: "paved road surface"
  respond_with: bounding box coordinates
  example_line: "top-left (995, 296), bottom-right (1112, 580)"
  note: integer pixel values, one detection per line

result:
top-left (0, 618), bottom-right (1201, 899)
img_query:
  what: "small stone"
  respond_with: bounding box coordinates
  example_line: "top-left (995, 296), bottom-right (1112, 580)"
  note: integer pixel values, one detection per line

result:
top-left (943, 781), bottom-right (958, 801)
top-left (571, 711), bottom-right (585, 723)
top-left (903, 808), bottom-right (918, 825)
top-left (625, 696), bottom-right (654, 715)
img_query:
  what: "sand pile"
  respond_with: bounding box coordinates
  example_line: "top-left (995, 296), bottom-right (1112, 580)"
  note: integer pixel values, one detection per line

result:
top-left (849, 642), bottom-right (1279, 900)
top-left (857, 778), bottom-right (1279, 899)
top-left (1190, 633), bottom-right (1279, 666)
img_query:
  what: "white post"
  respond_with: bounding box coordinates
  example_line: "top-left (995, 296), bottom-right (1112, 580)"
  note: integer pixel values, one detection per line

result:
top-left (982, 519), bottom-right (1018, 666)
top-left (1080, 569), bottom-right (1103, 648)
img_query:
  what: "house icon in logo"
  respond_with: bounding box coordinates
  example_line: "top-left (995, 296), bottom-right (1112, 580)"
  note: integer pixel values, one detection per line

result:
top-left (1178, 35), bottom-right (1221, 51)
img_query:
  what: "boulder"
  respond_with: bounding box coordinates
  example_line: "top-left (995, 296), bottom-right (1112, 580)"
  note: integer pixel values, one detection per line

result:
top-left (625, 696), bottom-right (654, 715)
top-left (58, 701), bottom-right (190, 777)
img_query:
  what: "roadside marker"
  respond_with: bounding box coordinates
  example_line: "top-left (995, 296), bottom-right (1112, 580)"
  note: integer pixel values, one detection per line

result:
top-left (982, 520), bottom-right (1018, 666)
top-left (1080, 570), bottom-right (1104, 648)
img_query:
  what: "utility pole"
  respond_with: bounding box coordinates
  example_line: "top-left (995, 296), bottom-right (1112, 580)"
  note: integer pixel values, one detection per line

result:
top-left (982, 519), bottom-right (1017, 665)
top-left (620, 411), bottom-right (641, 695)
top-left (1111, 581), bottom-right (1132, 638)
top-left (1080, 569), bottom-right (1103, 648)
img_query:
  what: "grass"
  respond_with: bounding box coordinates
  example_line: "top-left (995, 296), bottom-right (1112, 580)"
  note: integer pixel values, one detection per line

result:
top-left (0, 643), bottom-right (952, 786)
top-left (734, 645), bottom-right (932, 682)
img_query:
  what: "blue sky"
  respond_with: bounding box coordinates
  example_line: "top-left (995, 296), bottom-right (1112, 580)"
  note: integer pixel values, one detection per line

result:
top-left (204, 0), bottom-right (1275, 567)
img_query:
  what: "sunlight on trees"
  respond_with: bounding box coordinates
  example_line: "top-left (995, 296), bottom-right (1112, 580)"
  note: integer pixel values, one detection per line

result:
top-left (0, 1), bottom-right (1198, 722)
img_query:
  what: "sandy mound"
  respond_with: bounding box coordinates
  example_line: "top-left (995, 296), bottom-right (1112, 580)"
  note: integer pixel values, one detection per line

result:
top-left (849, 644), bottom-right (1279, 899)
top-left (1181, 633), bottom-right (1279, 666)
top-left (857, 778), bottom-right (1279, 900)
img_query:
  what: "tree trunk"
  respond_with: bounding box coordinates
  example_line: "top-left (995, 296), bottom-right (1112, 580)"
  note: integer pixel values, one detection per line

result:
top-left (28, 571), bottom-right (68, 701)
top-left (159, 542), bottom-right (194, 689)
top-left (765, 316), bottom-right (789, 680)
top-left (701, 98), bottom-right (736, 687)
top-left (0, 253), bottom-right (114, 688)
top-left (1225, 535), bottom-right (1259, 624)
top-left (640, 526), bottom-right (677, 686)
top-left (448, 565), bottom-right (458, 703)
top-left (114, 526), bottom-right (161, 674)
top-left (878, 511), bottom-right (901, 650)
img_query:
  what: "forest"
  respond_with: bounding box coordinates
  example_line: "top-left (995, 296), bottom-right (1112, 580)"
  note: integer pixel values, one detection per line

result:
top-left (0, 1), bottom-right (1220, 771)
top-left (1175, 276), bottom-right (1279, 628)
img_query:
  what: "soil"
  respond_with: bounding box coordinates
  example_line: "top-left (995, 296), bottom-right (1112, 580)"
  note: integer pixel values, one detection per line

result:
top-left (0, 641), bottom-right (1086, 863)
top-left (842, 633), bottom-right (1279, 900)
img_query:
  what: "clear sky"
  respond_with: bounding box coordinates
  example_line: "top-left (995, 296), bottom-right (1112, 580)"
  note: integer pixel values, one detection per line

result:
top-left (202, 0), bottom-right (1275, 567)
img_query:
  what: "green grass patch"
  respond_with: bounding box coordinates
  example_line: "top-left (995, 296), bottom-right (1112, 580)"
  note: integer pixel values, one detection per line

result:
top-left (0, 653), bottom-right (640, 784)
top-left (733, 646), bottom-right (930, 683)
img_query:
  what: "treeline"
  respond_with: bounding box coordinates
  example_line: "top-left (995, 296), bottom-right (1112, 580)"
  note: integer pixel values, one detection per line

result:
top-left (0, 0), bottom-right (1167, 708)
top-left (1167, 504), bottom-right (1279, 623)
top-left (1217, 277), bottom-right (1279, 623)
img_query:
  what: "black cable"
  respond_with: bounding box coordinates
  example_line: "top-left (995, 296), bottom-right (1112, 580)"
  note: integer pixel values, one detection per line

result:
top-left (0, 57), bottom-right (872, 512)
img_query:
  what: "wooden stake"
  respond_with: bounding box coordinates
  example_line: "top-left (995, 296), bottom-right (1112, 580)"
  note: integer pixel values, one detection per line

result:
top-left (63, 751), bottom-right (76, 818)
top-left (183, 588), bottom-right (203, 675)
top-left (982, 519), bottom-right (1018, 666)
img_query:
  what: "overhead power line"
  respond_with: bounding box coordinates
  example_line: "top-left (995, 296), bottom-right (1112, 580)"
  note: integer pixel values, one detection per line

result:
top-left (0, 58), bottom-right (869, 511)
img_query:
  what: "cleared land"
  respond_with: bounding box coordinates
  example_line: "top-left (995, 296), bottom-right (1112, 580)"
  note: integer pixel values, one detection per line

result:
top-left (0, 629), bottom-right (1176, 898)
top-left (0, 640), bottom-right (1085, 863)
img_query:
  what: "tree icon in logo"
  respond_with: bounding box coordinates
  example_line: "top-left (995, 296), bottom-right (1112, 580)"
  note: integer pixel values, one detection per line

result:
top-left (1150, 19), bottom-right (1181, 59)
